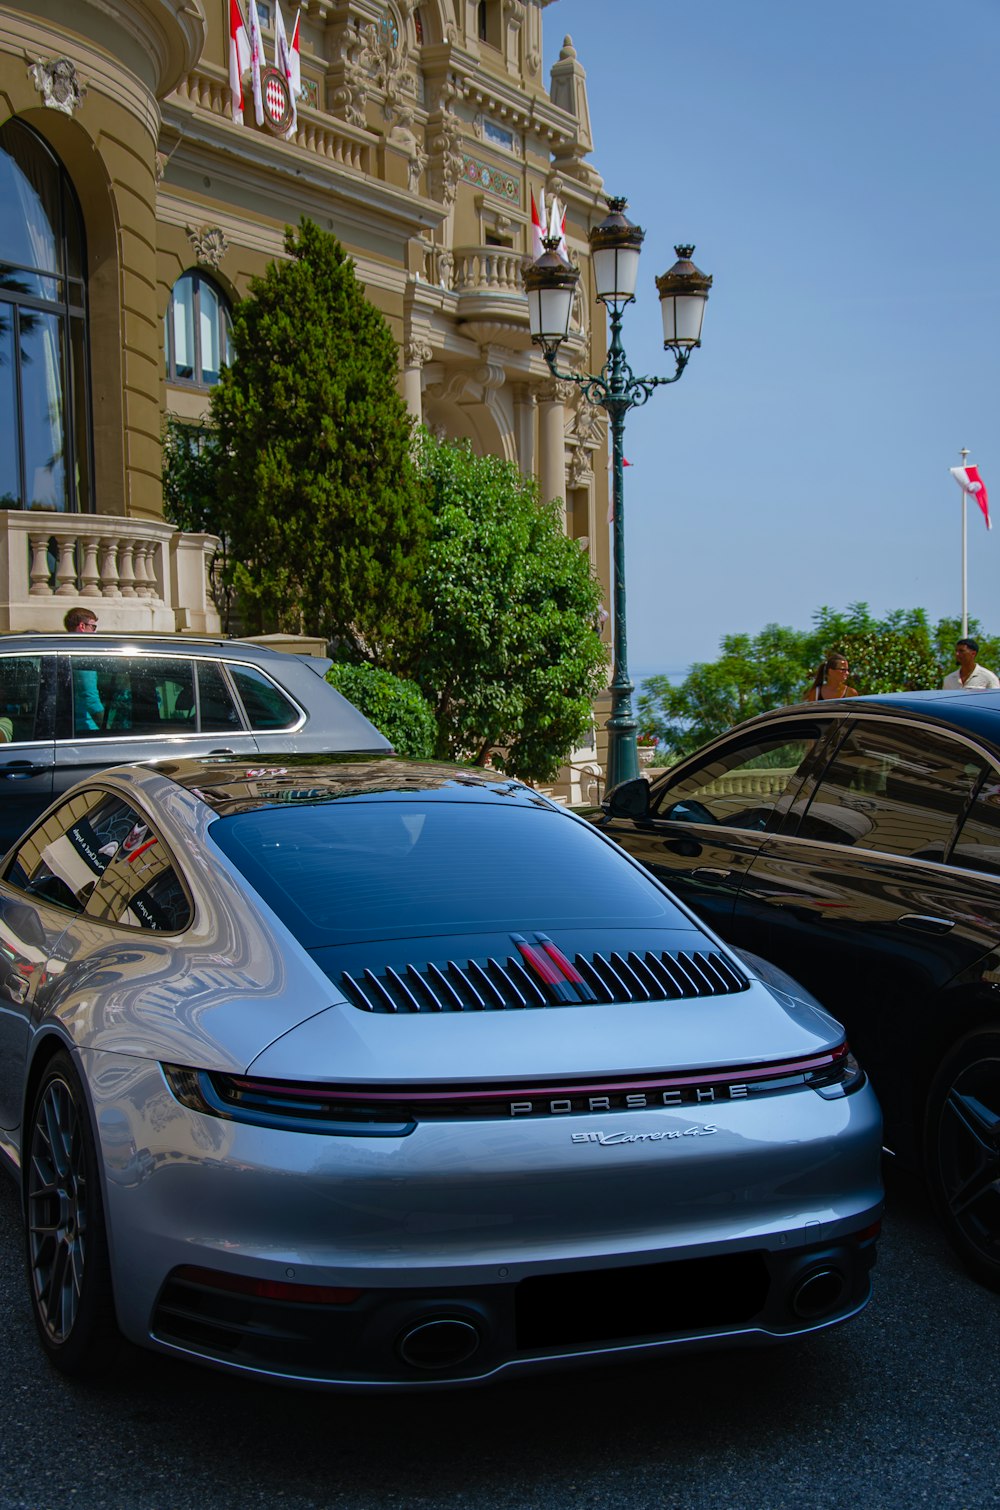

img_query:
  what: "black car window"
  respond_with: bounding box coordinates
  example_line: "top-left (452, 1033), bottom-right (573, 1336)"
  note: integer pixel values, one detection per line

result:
top-left (69, 655), bottom-right (196, 737)
top-left (798, 722), bottom-right (984, 859)
top-left (6, 791), bottom-right (147, 914)
top-left (0, 654), bottom-right (52, 744)
top-left (650, 729), bottom-right (820, 831)
top-left (950, 773), bottom-right (1000, 877)
top-left (211, 802), bottom-right (683, 946)
top-left (229, 664), bottom-right (301, 731)
top-left (197, 660), bottom-right (243, 733)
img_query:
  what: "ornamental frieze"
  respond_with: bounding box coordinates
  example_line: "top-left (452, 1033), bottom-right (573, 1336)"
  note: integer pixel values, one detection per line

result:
top-left (461, 154), bottom-right (520, 205)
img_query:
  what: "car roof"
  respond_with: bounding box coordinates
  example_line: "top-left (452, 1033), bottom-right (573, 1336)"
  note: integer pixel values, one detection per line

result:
top-left (122, 753), bottom-right (559, 818)
top-left (0, 632), bottom-right (311, 661)
top-left (738, 689), bottom-right (1000, 745)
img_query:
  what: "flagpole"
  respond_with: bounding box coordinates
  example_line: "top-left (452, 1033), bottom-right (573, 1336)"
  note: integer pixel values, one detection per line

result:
top-left (960, 445), bottom-right (969, 638)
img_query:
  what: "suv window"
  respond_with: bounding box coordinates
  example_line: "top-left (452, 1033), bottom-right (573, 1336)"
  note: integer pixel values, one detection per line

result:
top-left (66, 655), bottom-right (245, 739)
top-left (229, 664), bottom-right (300, 731)
top-left (651, 728), bottom-right (820, 831)
top-left (0, 654), bottom-right (53, 743)
top-left (798, 722), bottom-right (984, 859)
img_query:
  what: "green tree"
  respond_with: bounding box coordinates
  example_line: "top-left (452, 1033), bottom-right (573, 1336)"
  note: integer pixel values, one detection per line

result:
top-left (187, 218), bottom-right (431, 662)
top-left (325, 663), bottom-right (436, 758)
top-left (640, 604), bottom-right (998, 755)
top-left (638, 623), bottom-right (810, 758)
top-left (411, 435), bottom-right (609, 783)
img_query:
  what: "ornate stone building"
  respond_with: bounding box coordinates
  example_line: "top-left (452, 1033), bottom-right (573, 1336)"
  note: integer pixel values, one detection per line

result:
top-left (0, 1), bottom-right (611, 798)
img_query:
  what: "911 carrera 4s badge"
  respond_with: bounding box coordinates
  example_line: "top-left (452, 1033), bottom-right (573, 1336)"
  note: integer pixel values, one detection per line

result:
top-left (572, 1126), bottom-right (719, 1145)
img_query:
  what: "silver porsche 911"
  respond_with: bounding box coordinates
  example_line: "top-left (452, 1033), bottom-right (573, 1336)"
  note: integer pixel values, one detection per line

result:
top-left (0, 755), bottom-right (882, 1391)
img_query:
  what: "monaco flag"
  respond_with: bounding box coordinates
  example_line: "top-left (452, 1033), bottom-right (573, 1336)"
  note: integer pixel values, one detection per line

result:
top-left (274, 1), bottom-right (298, 137)
top-left (530, 190), bottom-right (546, 260)
top-left (228, 0), bottom-right (251, 123)
top-left (951, 463), bottom-right (991, 530)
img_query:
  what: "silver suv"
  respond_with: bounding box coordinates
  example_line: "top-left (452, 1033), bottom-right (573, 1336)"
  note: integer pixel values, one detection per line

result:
top-left (0, 634), bottom-right (389, 849)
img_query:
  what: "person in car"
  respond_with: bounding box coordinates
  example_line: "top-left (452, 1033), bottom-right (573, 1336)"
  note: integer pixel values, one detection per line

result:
top-left (804, 652), bottom-right (858, 702)
top-left (64, 607), bottom-right (104, 730)
top-left (942, 637), bottom-right (1000, 690)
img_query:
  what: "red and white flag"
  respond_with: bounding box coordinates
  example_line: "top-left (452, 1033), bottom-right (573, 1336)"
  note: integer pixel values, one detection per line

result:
top-left (274, 1), bottom-right (298, 137)
top-left (247, 0), bottom-right (264, 125)
top-left (228, 0), bottom-right (251, 123)
top-left (530, 190), bottom-right (546, 260)
top-left (951, 463), bottom-right (991, 530)
top-left (289, 9), bottom-right (301, 103)
top-left (548, 195), bottom-right (569, 263)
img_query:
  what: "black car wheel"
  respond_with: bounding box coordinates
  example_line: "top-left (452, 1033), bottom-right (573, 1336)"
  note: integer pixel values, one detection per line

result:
top-left (924, 1029), bottom-right (1000, 1292)
top-left (25, 1051), bottom-right (120, 1374)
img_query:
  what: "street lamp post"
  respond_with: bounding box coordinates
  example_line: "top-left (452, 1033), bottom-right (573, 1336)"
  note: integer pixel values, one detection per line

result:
top-left (524, 196), bottom-right (711, 791)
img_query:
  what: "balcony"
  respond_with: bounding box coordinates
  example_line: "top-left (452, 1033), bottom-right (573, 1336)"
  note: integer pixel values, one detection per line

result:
top-left (0, 512), bottom-right (222, 634)
top-left (448, 246), bottom-right (589, 355)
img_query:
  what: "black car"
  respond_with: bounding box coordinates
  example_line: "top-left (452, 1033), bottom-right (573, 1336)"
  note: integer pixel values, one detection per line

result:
top-left (588, 689), bottom-right (1000, 1290)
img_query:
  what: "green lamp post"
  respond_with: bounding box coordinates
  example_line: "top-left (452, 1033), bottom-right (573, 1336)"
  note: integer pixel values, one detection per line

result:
top-left (524, 196), bottom-right (712, 791)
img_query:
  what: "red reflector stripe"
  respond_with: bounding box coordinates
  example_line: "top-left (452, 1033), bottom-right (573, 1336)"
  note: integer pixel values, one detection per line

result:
top-left (516, 941), bottom-right (564, 985)
top-left (539, 940), bottom-right (585, 984)
top-left (174, 1265), bottom-right (362, 1306)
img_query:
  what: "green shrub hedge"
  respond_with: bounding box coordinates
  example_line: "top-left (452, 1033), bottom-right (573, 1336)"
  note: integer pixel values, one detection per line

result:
top-left (326, 662), bottom-right (437, 759)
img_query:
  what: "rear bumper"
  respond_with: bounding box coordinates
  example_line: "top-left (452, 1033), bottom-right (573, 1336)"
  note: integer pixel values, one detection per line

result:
top-left (88, 1054), bottom-right (883, 1389)
top-left (147, 1226), bottom-right (879, 1390)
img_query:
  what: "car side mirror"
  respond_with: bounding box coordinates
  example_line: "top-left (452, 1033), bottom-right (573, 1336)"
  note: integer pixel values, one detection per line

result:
top-left (602, 777), bottom-right (651, 821)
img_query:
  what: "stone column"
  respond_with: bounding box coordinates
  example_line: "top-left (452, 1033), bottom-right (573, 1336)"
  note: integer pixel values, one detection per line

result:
top-left (512, 385), bottom-right (537, 479)
top-left (538, 379), bottom-right (573, 515)
top-left (402, 339), bottom-right (433, 422)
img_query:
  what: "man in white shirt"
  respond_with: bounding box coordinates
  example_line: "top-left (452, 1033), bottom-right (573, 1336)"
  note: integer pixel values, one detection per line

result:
top-left (942, 637), bottom-right (1000, 690)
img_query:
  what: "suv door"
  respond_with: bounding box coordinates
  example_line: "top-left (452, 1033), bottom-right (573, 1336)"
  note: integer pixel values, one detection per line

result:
top-left (0, 653), bottom-right (56, 852)
top-left (54, 652), bottom-right (259, 796)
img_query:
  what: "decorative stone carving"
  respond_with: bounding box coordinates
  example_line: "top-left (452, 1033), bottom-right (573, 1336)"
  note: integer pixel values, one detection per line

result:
top-left (187, 226), bottom-right (229, 270)
top-left (28, 58), bottom-right (85, 115)
top-left (572, 404), bottom-right (603, 444)
top-left (476, 349), bottom-right (506, 391)
top-left (567, 446), bottom-right (593, 490)
top-left (538, 377), bottom-right (576, 407)
top-left (426, 103), bottom-right (465, 207)
top-left (328, 29), bottom-right (370, 127)
top-left (436, 249), bottom-right (454, 290)
top-left (405, 338), bottom-right (433, 369)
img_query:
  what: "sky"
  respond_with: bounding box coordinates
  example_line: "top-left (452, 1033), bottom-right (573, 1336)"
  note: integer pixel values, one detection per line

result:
top-left (542, 0), bottom-right (1000, 679)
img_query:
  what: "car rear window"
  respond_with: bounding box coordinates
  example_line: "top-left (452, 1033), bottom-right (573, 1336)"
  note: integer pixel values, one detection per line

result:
top-left (210, 801), bottom-right (683, 945)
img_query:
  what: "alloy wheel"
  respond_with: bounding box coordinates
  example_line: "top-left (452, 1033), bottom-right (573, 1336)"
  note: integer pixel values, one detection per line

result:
top-left (933, 1049), bottom-right (1000, 1278)
top-left (26, 1073), bottom-right (91, 1345)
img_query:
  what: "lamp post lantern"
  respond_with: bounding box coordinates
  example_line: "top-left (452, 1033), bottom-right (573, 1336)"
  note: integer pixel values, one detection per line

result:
top-left (524, 196), bottom-right (712, 791)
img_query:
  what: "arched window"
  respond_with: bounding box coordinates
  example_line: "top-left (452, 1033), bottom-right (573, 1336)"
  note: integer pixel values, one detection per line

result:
top-left (0, 119), bottom-right (91, 512)
top-left (165, 271), bottom-right (233, 389)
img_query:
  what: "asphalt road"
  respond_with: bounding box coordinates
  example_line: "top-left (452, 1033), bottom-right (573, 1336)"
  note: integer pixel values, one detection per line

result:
top-left (1, 1162), bottom-right (997, 1510)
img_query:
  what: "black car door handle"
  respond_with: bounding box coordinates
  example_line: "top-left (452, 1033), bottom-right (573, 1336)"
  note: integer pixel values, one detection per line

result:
top-left (208, 748), bottom-right (236, 755)
top-left (0, 762), bottom-right (51, 779)
top-left (897, 913), bottom-right (956, 935)
top-left (692, 867), bottom-right (730, 881)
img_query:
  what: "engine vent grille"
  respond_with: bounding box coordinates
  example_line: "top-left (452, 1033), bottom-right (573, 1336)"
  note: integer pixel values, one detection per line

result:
top-left (340, 949), bottom-right (748, 1015)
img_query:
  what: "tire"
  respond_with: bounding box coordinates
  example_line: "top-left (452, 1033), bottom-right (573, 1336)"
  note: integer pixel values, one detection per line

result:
top-left (24, 1050), bottom-right (121, 1375)
top-left (923, 1029), bottom-right (1000, 1292)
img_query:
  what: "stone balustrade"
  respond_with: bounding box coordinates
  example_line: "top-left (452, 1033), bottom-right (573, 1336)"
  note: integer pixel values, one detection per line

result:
top-left (451, 247), bottom-right (530, 294)
top-left (171, 68), bottom-right (374, 175)
top-left (0, 512), bottom-right (222, 634)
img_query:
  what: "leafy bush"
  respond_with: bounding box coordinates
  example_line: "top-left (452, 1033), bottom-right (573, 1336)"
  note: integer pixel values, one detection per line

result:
top-left (326, 663), bottom-right (437, 759)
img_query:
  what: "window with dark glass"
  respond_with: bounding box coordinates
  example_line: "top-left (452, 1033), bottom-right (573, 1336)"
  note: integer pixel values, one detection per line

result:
top-left (165, 271), bottom-right (234, 388)
top-left (798, 722), bottom-right (983, 858)
top-left (0, 118), bottom-right (91, 512)
top-left (65, 654), bottom-right (242, 737)
top-left (229, 663), bottom-right (300, 730)
top-left (0, 654), bottom-right (54, 743)
top-left (950, 771), bottom-right (1000, 877)
top-left (651, 727), bottom-right (820, 831)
